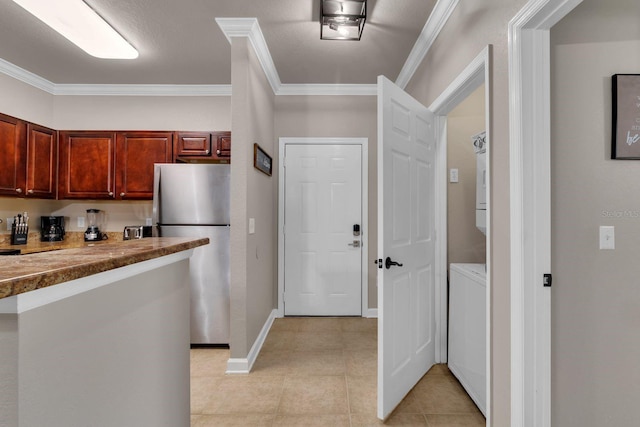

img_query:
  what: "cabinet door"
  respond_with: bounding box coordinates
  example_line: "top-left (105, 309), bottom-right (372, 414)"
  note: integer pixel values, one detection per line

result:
top-left (58, 131), bottom-right (116, 199)
top-left (26, 124), bottom-right (57, 199)
top-left (213, 132), bottom-right (231, 161)
top-left (174, 132), bottom-right (212, 159)
top-left (116, 131), bottom-right (173, 199)
top-left (0, 113), bottom-right (27, 197)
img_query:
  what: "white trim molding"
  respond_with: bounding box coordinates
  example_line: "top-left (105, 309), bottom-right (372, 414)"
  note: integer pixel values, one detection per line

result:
top-left (508, 1), bottom-right (582, 426)
top-left (0, 58), bottom-right (231, 96)
top-left (277, 137), bottom-right (369, 318)
top-left (226, 309), bottom-right (278, 374)
top-left (216, 17), bottom-right (282, 95)
top-left (277, 84), bottom-right (377, 96)
top-left (395, 0), bottom-right (460, 89)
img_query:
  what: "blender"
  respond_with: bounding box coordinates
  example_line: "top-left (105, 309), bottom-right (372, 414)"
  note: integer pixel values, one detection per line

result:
top-left (84, 209), bottom-right (105, 242)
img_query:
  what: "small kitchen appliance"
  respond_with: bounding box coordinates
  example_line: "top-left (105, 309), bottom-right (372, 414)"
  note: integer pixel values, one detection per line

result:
top-left (84, 209), bottom-right (105, 242)
top-left (40, 216), bottom-right (65, 242)
top-left (123, 225), bottom-right (152, 240)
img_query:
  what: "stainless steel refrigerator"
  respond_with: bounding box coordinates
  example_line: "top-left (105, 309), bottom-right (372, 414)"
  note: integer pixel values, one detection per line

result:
top-left (152, 163), bottom-right (230, 345)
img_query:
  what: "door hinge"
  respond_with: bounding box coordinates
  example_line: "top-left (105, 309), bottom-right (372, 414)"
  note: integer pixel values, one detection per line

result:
top-left (283, 157), bottom-right (286, 168)
top-left (543, 273), bottom-right (552, 287)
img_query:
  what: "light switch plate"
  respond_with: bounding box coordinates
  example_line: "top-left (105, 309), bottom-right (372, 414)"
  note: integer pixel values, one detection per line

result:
top-left (449, 168), bottom-right (459, 183)
top-left (249, 218), bottom-right (255, 234)
top-left (599, 226), bottom-right (615, 250)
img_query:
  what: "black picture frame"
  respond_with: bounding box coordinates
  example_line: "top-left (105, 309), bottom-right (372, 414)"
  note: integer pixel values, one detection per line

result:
top-left (612, 74), bottom-right (640, 159)
top-left (253, 143), bottom-right (272, 176)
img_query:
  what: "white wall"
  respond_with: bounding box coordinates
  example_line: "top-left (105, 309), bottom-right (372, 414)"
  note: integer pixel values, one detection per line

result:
top-left (551, 0), bottom-right (640, 424)
top-left (229, 37), bottom-right (277, 358)
top-left (0, 258), bottom-right (191, 427)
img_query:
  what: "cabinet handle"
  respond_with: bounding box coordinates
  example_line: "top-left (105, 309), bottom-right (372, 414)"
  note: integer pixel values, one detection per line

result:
top-left (27, 189), bottom-right (34, 194)
top-left (108, 191), bottom-right (114, 197)
top-left (205, 150), bottom-right (210, 154)
top-left (216, 149), bottom-right (221, 155)
top-left (120, 192), bottom-right (125, 197)
top-left (15, 188), bottom-right (22, 194)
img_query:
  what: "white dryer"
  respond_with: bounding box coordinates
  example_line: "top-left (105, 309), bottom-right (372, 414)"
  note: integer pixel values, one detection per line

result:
top-left (448, 263), bottom-right (486, 416)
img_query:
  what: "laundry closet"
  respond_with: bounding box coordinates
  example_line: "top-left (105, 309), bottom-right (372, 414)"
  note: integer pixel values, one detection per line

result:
top-left (445, 84), bottom-right (487, 416)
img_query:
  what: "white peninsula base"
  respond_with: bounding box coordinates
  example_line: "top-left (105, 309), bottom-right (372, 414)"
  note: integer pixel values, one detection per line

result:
top-left (0, 251), bottom-right (192, 427)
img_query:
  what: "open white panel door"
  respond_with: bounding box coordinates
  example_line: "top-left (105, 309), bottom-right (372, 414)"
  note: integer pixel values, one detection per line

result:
top-left (377, 75), bottom-right (436, 420)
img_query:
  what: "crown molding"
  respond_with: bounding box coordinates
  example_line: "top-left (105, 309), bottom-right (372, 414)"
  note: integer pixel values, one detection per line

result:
top-left (277, 84), bottom-right (377, 96)
top-left (216, 17), bottom-right (282, 94)
top-left (0, 58), bottom-right (55, 93)
top-left (0, 58), bottom-right (231, 96)
top-left (395, 0), bottom-right (460, 89)
top-left (52, 84), bottom-right (232, 96)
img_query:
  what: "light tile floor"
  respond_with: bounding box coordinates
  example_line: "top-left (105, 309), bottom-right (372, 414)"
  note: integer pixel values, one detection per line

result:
top-left (191, 317), bottom-right (485, 427)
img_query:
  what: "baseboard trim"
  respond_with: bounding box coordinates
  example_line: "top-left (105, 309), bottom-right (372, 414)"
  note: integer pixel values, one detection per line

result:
top-left (366, 308), bottom-right (378, 318)
top-left (225, 308), bottom-right (278, 374)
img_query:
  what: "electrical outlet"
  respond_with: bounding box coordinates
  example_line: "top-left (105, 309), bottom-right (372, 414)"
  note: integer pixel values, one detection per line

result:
top-left (145, 218), bottom-right (152, 226)
top-left (77, 216), bottom-right (85, 228)
top-left (249, 218), bottom-right (255, 234)
top-left (6, 218), bottom-right (12, 231)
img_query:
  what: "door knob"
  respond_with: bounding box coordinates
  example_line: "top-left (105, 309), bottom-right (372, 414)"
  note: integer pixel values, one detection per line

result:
top-left (385, 257), bottom-right (403, 269)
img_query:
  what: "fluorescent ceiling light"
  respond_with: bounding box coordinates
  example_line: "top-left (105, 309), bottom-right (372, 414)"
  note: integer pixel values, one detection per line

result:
top-left (12, 0), bottom-right (138, 59)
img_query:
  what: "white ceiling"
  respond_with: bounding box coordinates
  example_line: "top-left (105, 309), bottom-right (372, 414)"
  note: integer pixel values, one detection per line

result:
top-left (0, 0), bottom-right (436, 86)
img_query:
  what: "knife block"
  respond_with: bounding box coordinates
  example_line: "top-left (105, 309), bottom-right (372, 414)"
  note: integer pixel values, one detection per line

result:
top-left (11, 223), bottom-right (28, 245)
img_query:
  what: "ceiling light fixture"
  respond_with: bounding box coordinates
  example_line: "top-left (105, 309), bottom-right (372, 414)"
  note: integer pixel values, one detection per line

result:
top-left (12, 0), bottom-right (138, 59)
top-left (320, 0), bottom-right (366, 41)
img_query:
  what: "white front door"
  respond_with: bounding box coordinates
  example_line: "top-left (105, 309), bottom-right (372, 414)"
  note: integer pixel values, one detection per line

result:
top-left (377, 75), bottom-right (436, 419)
top-left (283, 144), bottom-right (362, 316)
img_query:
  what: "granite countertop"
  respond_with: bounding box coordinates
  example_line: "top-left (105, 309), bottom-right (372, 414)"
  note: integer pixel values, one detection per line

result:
top-left (0, 237), bottom-right (209, 299)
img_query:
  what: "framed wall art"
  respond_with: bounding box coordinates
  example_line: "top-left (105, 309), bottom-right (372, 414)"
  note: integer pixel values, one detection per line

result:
top-left (612, 74), bottom-right (640, 159)
top-left (253, 143), bottom-right (272, 176)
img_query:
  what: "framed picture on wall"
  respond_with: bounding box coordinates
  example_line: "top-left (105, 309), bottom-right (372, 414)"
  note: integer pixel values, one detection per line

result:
top-left (253, 143), bottom-right (272, 176)
top-left (612, 74), bottom-right (640, 159)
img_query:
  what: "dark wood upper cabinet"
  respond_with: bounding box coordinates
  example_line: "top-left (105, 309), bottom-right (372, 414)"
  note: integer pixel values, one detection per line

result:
top-left (58, 131), bottom-right (117, 200)
top-left (26, 123), bottom-right (57, 199)
top-left (0, 114), bottom-right (57, 199)
top-left (116, 132), bottom-right (173, 199)
top-left (0, 113), bottom-right (27, 197)
top-left (175, 132), bottom-right (212, 158)
top-left (214, 132), bottom-right (231, 159)
top-left (174, 131), bottom-right (231, 163)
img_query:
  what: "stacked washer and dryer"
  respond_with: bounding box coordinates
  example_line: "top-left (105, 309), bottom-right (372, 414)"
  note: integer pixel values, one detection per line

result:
top-left (448, 131), bottom-right (487, 416)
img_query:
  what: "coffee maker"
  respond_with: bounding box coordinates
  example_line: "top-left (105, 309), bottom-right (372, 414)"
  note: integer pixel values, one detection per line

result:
top-left (40, 216), bottom-right (65, 242)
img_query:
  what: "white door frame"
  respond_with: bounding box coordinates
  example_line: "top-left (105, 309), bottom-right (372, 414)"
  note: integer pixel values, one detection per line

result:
top-left (277, 137), bottom-right (369, 317)
top-left (428, 45), bottom-right (492, 425)
top-left (508, 0), bottom-right (582, 425)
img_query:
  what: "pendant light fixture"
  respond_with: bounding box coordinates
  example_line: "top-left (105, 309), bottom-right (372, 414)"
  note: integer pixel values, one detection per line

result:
top-left (12, 0), bottom-right (138, 59)
top-left (320, 0), bottom-right (366, 41)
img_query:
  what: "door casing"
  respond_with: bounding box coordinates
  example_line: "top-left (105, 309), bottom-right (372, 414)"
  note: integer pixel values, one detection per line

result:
top-left (277, 137), bottom-right (369, 317)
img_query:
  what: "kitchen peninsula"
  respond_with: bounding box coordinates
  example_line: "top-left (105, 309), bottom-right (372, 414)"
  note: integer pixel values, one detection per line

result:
top-left (0, 237), bottom-right (208, 427)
